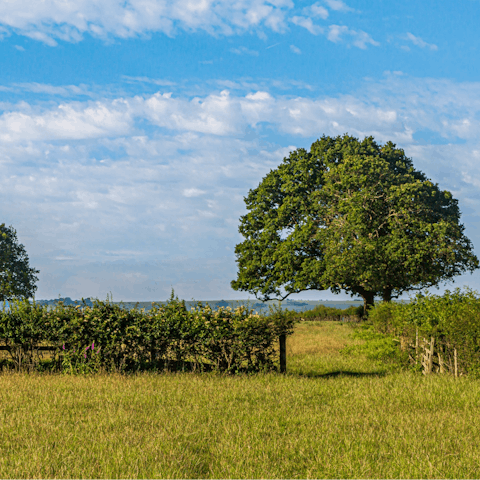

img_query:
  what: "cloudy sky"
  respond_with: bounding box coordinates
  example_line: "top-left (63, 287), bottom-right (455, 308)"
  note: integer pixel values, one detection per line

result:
top-left (0, 0), bottom-right (479, 303)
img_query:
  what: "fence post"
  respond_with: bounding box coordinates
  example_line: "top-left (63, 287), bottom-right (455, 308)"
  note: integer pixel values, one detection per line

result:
top-left (454, 348), bottom-right (458, 378)
top-left (428, 336), bottom-right (435, 374)
top-left (279, 333), bottom-right (286, 373)
top-left (415, 327), bottom-right (418, 365)
top-left (421, 336), bottom-right (435, 375)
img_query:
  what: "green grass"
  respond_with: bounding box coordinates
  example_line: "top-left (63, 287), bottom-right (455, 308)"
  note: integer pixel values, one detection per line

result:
top-left (1, 321), bottom-right (480, 478)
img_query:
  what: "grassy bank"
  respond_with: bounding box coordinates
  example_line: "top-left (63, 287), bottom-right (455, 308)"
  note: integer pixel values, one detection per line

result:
top-left (1, 321), bottom-right (479, 478)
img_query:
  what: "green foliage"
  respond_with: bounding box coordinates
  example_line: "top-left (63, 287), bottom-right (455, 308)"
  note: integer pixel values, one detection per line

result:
top-left (0, 224), bottom-right (40, 302)
top-left (0, 290), bottom-right (294, 374)
top-left (292, 304), bottom-right (363, 321)
top-left (368, 287), bottom-right (480, 375)
top-left (60, 341), bottom-right (102, 375)
top-left (340, 323), bottom-right (410, 369)
top-left (0, 297), bottom-right (49, 370)
top-left (231, 134), bottom-right (478, 312)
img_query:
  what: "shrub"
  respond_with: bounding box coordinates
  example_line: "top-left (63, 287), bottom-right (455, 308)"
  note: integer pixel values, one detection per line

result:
top-left (0, 291), bottom-right (294, 374)
top-left (0, 298), bottom-right (49, 370)
top-left (367, 288), bottom-right (480, 376)
top-left (293, 304), bottom-right (363, 322)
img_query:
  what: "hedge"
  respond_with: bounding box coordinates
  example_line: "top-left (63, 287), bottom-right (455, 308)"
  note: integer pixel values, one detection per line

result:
top-left (0, 292), bottom-right (294, 374)
top-left (368, 287), bottom-right (480, 376)
top-left (293, 304), bottom-right (363, 322)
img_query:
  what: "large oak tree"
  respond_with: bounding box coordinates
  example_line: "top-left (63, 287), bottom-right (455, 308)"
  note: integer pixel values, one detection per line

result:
top-left (231, 135), bottom-right (479, 314)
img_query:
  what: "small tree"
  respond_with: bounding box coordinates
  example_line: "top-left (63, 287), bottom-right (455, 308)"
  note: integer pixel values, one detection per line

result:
top-left (0, 224), bottom-right (40, 302)
top-left (231, 134), bottom-right (479, 315)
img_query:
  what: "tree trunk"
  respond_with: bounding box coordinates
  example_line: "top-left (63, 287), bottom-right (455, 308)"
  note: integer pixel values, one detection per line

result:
top-left (352, 286), bottom-right (375, 317)
top-left (382, 288), bottom-right (392, 302)
top-left (362, 291), bottom-right (375, 317)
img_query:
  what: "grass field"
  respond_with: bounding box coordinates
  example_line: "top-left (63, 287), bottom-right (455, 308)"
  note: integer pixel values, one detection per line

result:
top-left (1, 321), bottom-right (479, 478)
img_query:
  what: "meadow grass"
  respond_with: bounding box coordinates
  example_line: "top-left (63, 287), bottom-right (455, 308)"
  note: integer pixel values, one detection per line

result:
top-left (1, 321), bottom-right (479, 478)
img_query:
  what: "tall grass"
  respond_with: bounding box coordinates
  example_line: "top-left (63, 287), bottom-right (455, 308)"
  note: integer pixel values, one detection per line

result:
top-left (1, 321), bottom-right (479, 478)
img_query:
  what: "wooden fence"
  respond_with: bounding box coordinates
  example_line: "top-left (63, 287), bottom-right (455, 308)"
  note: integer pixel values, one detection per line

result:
top-left (0, 335), bottom-right (289, 373)
top-left (399, 328), bottom-right (460, 377)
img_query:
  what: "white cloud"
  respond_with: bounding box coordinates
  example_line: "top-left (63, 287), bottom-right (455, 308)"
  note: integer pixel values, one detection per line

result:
top-left (0, 100), bottom-right (133, 142)
top-left (327, 24), bottom-right (379, 48)
top-left (12, 82), bottom-right (88, 96)
top-left (324, 0), bottom-right (354, 12)
top-left (142, 90), bottom-right (244, 136)
top-left (327, 24), bottom-right (346, 42)
top-left (404, 32), bottom-right (438, 51)
top-left (0, 0), bottom-right (379, 52)
top-left (291, 16), bottom-right (323, 35)
top-left (122, 76), bottom-right (177, 87)
top-left (351, 30), bottom-right (380, 49)
top-left (462, 171), bottom-right (480, 189)
top-left (306, 3), bottom-right (329, 19)
top-left (1, 81), bottom-right (476, 169)
top-left (183, 187), bottom-right (207, 197)
top-left (0, 0), bottom-right (295, 45)
top-left (2, 75), bottom-right (480, 299)
top-left (290, 44), bottom-right (301, 54)
top-left (24, 30), bottom-right (58, 46)
top-left (231, 46), bottom-right (259, 56)
top-left (7, 76), bottom-right (480, 145)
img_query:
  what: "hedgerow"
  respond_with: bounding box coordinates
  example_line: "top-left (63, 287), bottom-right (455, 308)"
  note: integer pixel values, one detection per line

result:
top-left (367, 287), bottom-right (480, 376)
top-left (292, 304), bottom-right (363, 322)
top-left (0, 291), bottom-right (294, 374)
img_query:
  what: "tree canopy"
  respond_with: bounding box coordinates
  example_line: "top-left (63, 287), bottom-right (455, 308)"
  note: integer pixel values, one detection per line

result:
top-left (0, 224), bottom-right (40, 302)
top-left (231, 134), bottom-right (479, 314)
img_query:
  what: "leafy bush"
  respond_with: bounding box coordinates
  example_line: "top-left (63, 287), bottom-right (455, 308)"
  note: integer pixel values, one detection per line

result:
top-left (293, 304), bottom-right (363, 322)
top-left (0, 299), bottom-right (49, 370)
top-left (368, 287), bottom-right (480, 376)
top-left (0, 291), bottom-right (294, 374)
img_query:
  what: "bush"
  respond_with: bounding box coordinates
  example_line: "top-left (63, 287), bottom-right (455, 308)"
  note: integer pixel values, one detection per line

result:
top-left (293, 304), bottom-right (363, 322)
top-left (0, 298), bottom-right (50, 370)
top-left (0, 291), bottom-right (295, 374)
top-left (367, 287), bottom-right (480, 376)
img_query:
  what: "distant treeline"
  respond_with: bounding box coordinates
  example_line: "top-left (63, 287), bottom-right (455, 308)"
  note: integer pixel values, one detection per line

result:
top-left (289, 304), bottom-right (364, 322)
top-left (0, 297), bottom-right (364, 314)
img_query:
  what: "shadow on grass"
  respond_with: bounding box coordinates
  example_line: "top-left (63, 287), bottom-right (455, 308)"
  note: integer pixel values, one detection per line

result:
top-left (291, 370), bottom-right (388, 379)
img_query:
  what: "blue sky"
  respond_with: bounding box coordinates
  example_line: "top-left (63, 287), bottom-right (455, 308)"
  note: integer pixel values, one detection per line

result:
top-left (0, 0), bottom-right (479, 302)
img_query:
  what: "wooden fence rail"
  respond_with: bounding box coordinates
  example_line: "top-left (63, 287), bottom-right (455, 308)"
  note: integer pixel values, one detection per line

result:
top-left (0, 335), bottom-right (289, 373)
top-left (0, 345), bottom-right (56, 351)
top-left (400, 328), bottom-right (460, 377)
